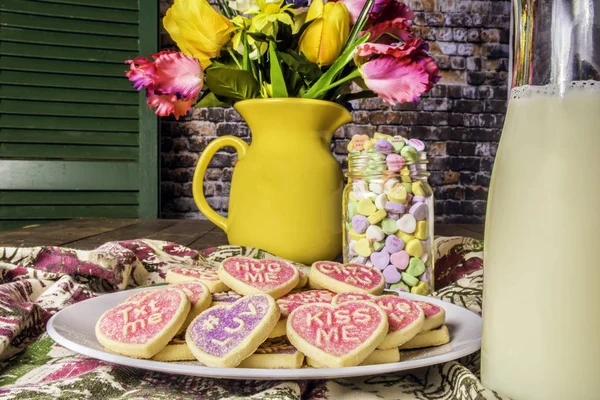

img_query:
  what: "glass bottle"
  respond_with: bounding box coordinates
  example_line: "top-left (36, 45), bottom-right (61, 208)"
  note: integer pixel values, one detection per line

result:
top-left (481, 0), bottom-right (600, 397)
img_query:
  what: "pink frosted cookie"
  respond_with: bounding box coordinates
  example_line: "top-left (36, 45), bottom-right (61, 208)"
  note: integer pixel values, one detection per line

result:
top-left (96, 288), bottom-right (190, 358)
top-left (210, 290), bottom-right (243, 306)
top-left (309, 261), bottom-right (385, 295)
top-left (186, 294), bottom-right (280, 367)
top-left (218, 257), bottom-right (299, 299)
top-left (295, 269), bottom-right (309, 289)
top-left (269, 289), bottom-right (335, 338)
top-left (286, 301), bottom-right (388, 368)
top-left (238, 337), bottom-right (304, 369)
top-left (400, 325), bottom-right (450, 349)
top-left (165, 266), bottom-right (229, 293)
top-left (333, 293), bottom-right (425, 349)
top-left (414, 300), bottom-right (446, 332)
top-left (169, 282), bottom-right (212, 333)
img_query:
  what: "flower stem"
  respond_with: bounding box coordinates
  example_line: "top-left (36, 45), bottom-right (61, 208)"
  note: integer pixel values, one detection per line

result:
top-left (342, 0), bottom-right (375, 54)
top-left (312, 69), bottom-right (361, 98)
top-left (227, 48), bottom-right (243, 69)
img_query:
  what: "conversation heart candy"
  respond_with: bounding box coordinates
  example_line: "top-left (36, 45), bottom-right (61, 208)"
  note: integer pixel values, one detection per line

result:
top-left (368, 181), bottom-right (384, 194)
top-left (409, 202), bottom-right (428, 221)
top-left (383, 265), bottom-right (402, 284)
top-left (412, 181), bottom-right (426, 196)
top-left (381, 218), bottom-right (399, 235)
top-left (357, 197), bottom-right (377, 216)
top-left (349, 229), bottom-right (366, 240)
top-left (373, 241), bottom-right (385, 251)
top-left (389, 281), bottom-right (410, 293)
top-left (405, 239), bottom-right (424, 258)
top-left (397, 214), bottom-right (417, 233)
top-left (411, 281), bottom-right (429, 295)
top-left (348, 201), bottom-right (358, 218)
top-left (277, 289), bottom-right (335, 318)
top-left (387, 213), bottom-right (401, 220)
top-left (351, 215), bottom-right (369, 234)
top-left (383, 178), bottom-right (400, 192)
top-left (387, 184), bottom-right (407, 203)
top-left (374, 193), bottom-right (388, 210)
top-left (366, 225), bottom-right (385, 241)
top-left (186, 294), bottom-right (280, 367)
top-left (402, 182), bottom-right (413, 193)
top-left (385, 201), bottom-right (405, 214)
top-left (407, 138), bottom-right (425, 151)
top-left (386, 154), bottom-right (405, 171)
top-left (374, 132), bottom-right (392, 140)
top-left (419, 267), bottom-right (431, 284)
top-left (310, 261), bottom-right (385, 294)
top-left (400, 145), bottom-right (417, 161)
top-left (401, 272), bottom-right (419, 287)
top-left (349, 134), bottom-right (370, 152)
top-left (384, 235), bottom-right (404, 254)
top-left (353, 180), bottom-right (369, 200)
top-left (165, 266), bottom-right (229, 293)
top-left (390, 251), bottom-right (410, 270)
top-left (363, 139), bottom-right (374, 151)
top-left (406, 257), bottom-right (426, 277)
top-left (96, 288), bottom-right (190, 359)
top-left (374, 138), bottom-right (393, 154)
top-left (412, 195), bottom-right (427, 203)
top-left (367, 209), bottom-right (387, 225)
top-left (370, 251), bottom-right (390, 271)
top-left (218, 257), bottom-right (299, 299)
top-left (238, 336), bottom-right (304, 369)
top-left (396, 231), bottom-right (415, 244)
top-left (286, 301), bottom-right (388, 367)
top-left (354, 238), bottom-right (373, 257)
top-left (414, 300), bottom-right (446, 332)
top-left (414, 221), bottom-right (429, 240)
top-left (389, 136), bottom-right (406, 152)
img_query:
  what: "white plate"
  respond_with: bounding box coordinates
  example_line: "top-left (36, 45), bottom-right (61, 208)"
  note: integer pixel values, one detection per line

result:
top-left (47, 288), bottom-right (482, 380)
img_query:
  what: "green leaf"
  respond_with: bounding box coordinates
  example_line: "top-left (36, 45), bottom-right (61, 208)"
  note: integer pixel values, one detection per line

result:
top-left (194, 91), bottom-right (234, 108)
top-left (205, 68), bottom-right (261, 100)
top-left (278, 50), bottom-right (322, 81)
top-left (247, 31), bottom-right (271, 42)
top-left (269, 42), bottom-right (288, 97)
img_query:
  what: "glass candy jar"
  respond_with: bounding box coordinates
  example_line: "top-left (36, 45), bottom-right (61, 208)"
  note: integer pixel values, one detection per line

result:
top-left (342, 138), bottom-right (435, 294)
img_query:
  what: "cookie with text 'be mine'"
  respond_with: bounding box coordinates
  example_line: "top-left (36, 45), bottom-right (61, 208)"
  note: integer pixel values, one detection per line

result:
top-left (95, 288), bottom-right (190, 359)
top-left (218, 257), bottom-right (299, 299)
top-left (309, 261), bottom-right (385, 295)
top-left (165, 266), bottom-right (229, 293)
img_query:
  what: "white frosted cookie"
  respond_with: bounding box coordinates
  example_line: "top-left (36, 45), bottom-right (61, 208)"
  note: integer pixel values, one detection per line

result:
top-left (309, 261), bottom-right (385, 295)
top-left (151, 336), bottom-right (195, 362)
top-left (238, 337), bottom-right (304, 369)
top-left (96, 288), bottom-right (190, 358)
top-left (286, 301), bottom-right (388, 368)
top-left (186, 294), bottom-right (280, 367)
top-left (165, 266), bottom-right (229, 293)
top-left (400, 325), bottom-right (450, 349)
top-left (218, 257), bottom-right (299, 299)
top-left (414, 300), bottom-right (446, 332)
top-left (307, 347), bottom-right (400, 367)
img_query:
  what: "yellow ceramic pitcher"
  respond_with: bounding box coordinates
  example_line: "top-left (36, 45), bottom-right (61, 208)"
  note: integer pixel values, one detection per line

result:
top-left (192, 98), bottom-right (352, 264)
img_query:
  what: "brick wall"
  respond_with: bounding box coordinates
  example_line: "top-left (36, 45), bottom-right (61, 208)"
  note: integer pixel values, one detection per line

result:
top-left (159, 0), bottom-right (511, 224)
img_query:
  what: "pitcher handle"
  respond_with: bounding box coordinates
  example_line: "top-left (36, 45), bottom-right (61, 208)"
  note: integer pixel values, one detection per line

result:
top-left (192, 136), bottom-right (248, 232)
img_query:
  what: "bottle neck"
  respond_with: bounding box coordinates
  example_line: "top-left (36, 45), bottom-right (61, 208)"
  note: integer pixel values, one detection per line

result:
top-left (347, 152), bottom-right (430, 181)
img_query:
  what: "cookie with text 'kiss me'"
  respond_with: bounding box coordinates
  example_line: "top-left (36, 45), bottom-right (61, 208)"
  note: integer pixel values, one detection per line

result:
top-left (333, 292), bottom-right (424, 349)
top-left (95, 288), bottom-right (190, 359)
top-left (309, 261), bottom-right (385, 295)
top-left (286, 301), bottom-right (388, 368)
top-left (218, 257), bottom-right (299, 299)
top-left (165, 266), bottom-right (229, 293)
top-left (186, 294), bottom-right (280, 367)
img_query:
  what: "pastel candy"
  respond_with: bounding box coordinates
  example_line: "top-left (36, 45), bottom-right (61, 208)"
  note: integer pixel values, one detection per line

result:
top-left (349, 229), bottom-right (366, 240)
top-left (353, 181), bottom-right (369, 200)
top-left (375, 194), bottom-right (387, 210)
top-left (412, 196), bottom-right (426, 203)
top-left (387, 213), bottom-right (400, 220)
top-left (412, 181), bottom-right (425, 196)
top-left (366, 225), bottom-right (385, 242)
top-left (407, 138), bottom-right (425, 151)
top-left (349, 192), bottom-right (358, 202)
top-left (363, 139), bottom-right (374, 150)
top-left (386, 154), bottom-right (405, 171)
top-left (349, 134), bottom-right (370, 152)
top-left (355, 238), bottom-right (374, 257)
top-left (351, 215), bottom-right (369, 234)
top-left (414, 221), bottom-right (429, 240)
top-left (385, 201), bottom-right (405, 214)
top-left (387, 184), bottom-right (407, 203)
top-left (389, 136), bottom-right (406, 152)
top-left (401, 182), bottom-right (413, 193)
top-left (357, 198), bottom-right (377, 216)
top-left (401, 272), bottom-right (419, 287)
top-left (383, 179), bottom-right (399, 192)
top-left (371, 251), bottom-right (390, 270)
top-left (410, 281), bottom-right (429, 295)
top-left (374, 132), bottom-right (392, 140)
top-left (397, 214), bottom-right (417, 233)
top-left (348, 241), bottom-right (357, 256)
top-left (354, 256), bottom-right (367, 264)
top-left (368, 209), bottom-right (387, 225)
top-left (420, 252), bottom-right (429, 263)
top-left (390, 251), bottom-right (410, 270)
top-left (405, 239), bottom-right (424, 258)
top-left (384, 235), bottom-right (404, 254)
top-left (348, 201), bottom-right (358, 218)
top-left (383, 265), bottom-right (402, 284)
top-left (390, 281), bottom-right (410, 293)
top-left (400, 167), bottom-right (411, 183)
top-left (396, 231), bottom-right (415, 244)
top-left (374, 138), bottom-right (393, 154)
top-left (419, 268), bottom-right (431, 285)
top-left (409, 203), bottom-right (428, 221)
top-left (369, 181), bottom-right (384, 194)
top-left (373, 241), bottom-right (385, 251)
top-left (406, 257), bottom-right (425, 276)
top-left (381, 218), bottom-right (399, 235)
top-left (400, 145), bottom-right (417, 161)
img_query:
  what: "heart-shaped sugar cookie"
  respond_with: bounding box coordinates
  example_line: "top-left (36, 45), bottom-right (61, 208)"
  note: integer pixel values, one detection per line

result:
top-left (309, 261), bottom-right (385, 295)
top-left (277, 290), bottom-right (335, 318)
top-left (186, 294), bottom-right (280, 367)
top-left (96, 288), bottom-right (190, 358)
top-left (286, 301), bottom-right (388, 368)
top-left (218, 257), bottom-right (299, 299)
top-left (414, 300), bottom-right (446, 332)
top-left (165, 266), bottom-right (228, 293)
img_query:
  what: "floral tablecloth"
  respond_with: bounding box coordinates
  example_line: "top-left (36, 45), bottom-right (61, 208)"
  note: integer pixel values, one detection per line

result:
top-left (0, 236), bottom-right (506, 399)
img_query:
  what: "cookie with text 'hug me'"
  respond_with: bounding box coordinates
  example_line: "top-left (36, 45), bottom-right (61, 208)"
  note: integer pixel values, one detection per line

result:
top-left (218, 257), bottom-right (299, 299)
top-left (286, 301), bottom-right (388, 368)
top-left (95, 288), bottom-right (190, 359)
top-left (309, 261), bottom-right (385, 295)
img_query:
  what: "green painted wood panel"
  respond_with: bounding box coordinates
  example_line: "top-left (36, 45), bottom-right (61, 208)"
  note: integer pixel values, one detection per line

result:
top-left (1, 27), bottom-right (138, 51)
top-left (0, 71), bottom-right (132, 91)
top-left (0, 86), bottom-right (138, 105)
top-left (1, 100), bottom-right (138, 119)
top-left (1, 160), bottom-right (139, 190)
top-left (0, 143), bottom-right (139, 161)
top-left (0, 42), bottom-right (135, 63)
top-left (0, 191), bottom-right (138, 205)
top-left (1, 0), bottom-right (138, 24)
top-left (0, 130), bottom-right (138, 146)
top-left (0, 12), bottom-right (138, 37)
top-left (1, 56), bottom-right (127, 77)
top-left (0, 115), bottom-right (138, 132)
top-left (0, 205), bottom-right (139, 219)
top-left (37, 0), bottom-right (138, 11)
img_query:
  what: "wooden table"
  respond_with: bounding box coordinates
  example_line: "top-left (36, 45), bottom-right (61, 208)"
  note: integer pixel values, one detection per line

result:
top-left (0, 219), bottom-right (484, 249)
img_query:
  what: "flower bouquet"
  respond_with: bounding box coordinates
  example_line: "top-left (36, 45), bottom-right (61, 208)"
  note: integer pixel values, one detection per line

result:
top-left (126, 0), bottom-right (440, 119)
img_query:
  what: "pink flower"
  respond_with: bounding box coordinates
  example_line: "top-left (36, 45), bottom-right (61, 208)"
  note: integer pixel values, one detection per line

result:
top-left (358, 38), bottom-right (440, 104)
top-left (339, 0), bottom-right (390, 24)
top-left (370, 1), bottom-right (413, 24)
top-left (363, 17), bottom-right (413, 44)
top-left (125, 51), bottom-right (203, 119)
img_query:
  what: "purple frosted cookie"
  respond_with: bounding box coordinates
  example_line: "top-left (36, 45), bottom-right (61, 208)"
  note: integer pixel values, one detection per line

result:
top-left (185, 294), bottom-right (280, 367)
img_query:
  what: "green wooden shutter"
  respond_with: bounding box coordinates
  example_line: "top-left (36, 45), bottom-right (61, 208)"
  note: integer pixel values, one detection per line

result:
top-left (0, 0), bottom-right (159, 230)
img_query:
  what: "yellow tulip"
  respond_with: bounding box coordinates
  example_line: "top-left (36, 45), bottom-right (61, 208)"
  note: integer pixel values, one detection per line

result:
top-left (163, 0), bottom-right (234, 69)
top-left (298, 0), bottom-right (350, 66)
